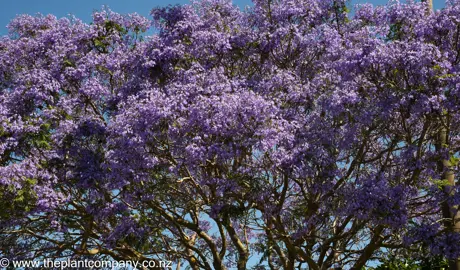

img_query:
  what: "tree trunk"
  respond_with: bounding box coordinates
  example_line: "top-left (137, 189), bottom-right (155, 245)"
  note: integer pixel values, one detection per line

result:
top-left (435, 119), bottom-right (460, 270)
top-left (422, 0), bottom-right (433, 13)
top-left (422, 1), bottom-right (459, 268)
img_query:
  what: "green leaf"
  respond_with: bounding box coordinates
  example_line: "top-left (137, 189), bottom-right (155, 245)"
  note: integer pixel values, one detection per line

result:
top-left (431, 179), bottom-right (452, 189)
top-left (63, 59), bottom-right (75, 68)
top-left (448, 155), bottom-right (460, 166)
top-left (94, 38), bottom-right (105, 48)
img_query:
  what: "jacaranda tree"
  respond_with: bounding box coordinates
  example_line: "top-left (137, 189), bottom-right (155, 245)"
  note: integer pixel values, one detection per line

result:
top-left (1, 0), bottom-right (460, 269)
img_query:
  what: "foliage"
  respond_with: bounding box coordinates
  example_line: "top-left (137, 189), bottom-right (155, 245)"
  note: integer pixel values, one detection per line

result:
top-left (1, 0), bottom-right (460, 269)
top-left (374, 255), bottom-right (449, 270)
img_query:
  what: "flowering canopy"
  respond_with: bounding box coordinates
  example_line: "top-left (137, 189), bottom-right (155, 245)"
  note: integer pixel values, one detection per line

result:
top-left (1, 0), bottom-right (460, 269)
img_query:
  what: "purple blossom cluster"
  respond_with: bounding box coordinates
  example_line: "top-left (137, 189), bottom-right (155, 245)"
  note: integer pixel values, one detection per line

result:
top-left (1, 0), bottom-right (460, 269)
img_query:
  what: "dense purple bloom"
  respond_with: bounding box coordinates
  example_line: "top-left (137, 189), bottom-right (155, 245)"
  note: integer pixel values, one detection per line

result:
top-left (1, 1), bottom-right (460, 269)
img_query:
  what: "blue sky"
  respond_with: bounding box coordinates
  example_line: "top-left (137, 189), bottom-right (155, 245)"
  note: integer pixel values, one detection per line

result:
top-left (0, 0), bottom-right (447, 36)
